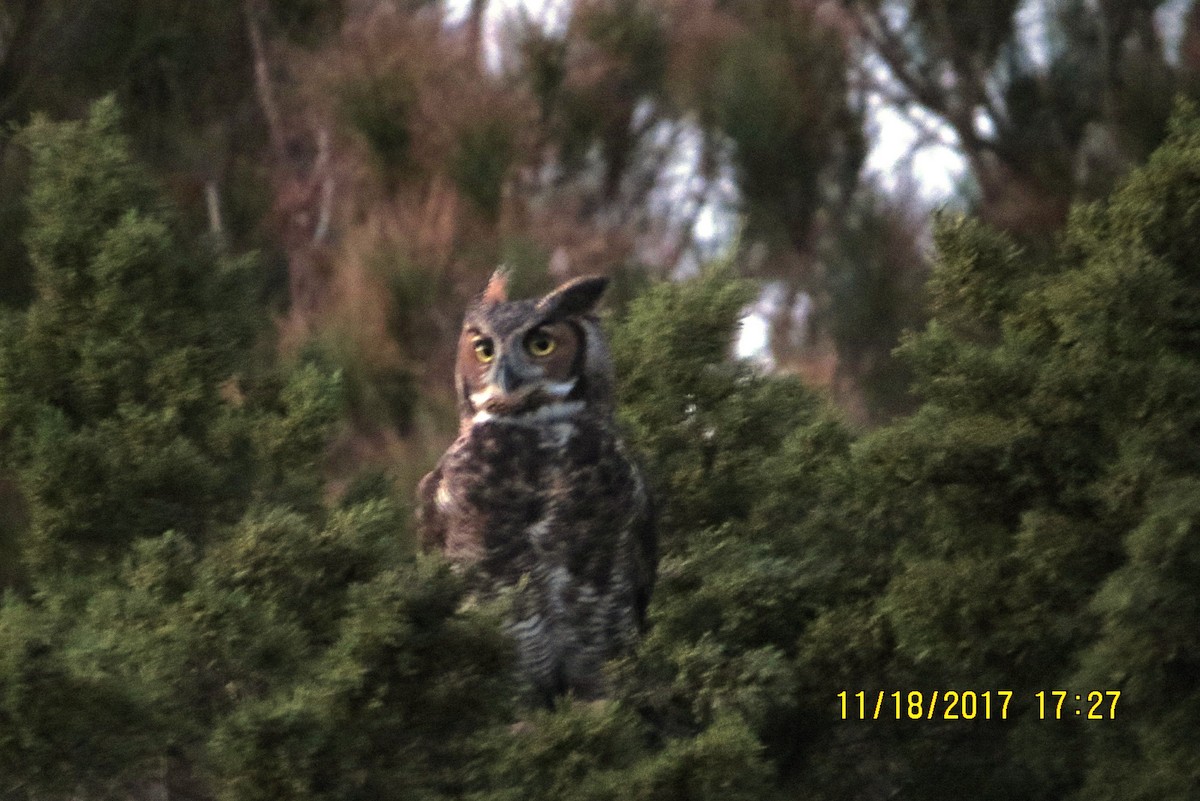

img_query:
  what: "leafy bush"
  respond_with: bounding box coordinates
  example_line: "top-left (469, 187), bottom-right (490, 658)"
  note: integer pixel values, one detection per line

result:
top-left (3, 96), bottom-right (1200, 801)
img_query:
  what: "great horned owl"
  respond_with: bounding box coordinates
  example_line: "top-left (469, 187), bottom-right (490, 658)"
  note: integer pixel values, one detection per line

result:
top-left (417, 270), bottom-right (656, 703)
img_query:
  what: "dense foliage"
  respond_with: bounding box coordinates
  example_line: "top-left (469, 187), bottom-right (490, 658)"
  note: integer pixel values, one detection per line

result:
top-left (1, 94), bottom-right (1198, 799)
top-left (0, 101), bottom-right (512, 801)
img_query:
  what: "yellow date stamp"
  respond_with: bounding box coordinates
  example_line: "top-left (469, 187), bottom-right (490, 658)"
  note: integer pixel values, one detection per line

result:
top-left (837, 690), bottom-right (1121, 721)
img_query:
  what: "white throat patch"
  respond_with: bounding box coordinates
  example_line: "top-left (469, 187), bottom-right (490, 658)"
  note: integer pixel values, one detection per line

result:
top-left (470, 387), bottom-right (499, 408)
top-left (469, 378), bottom-right (580, 427)
top-left (470, 378), bottom-right (576, 409)
top-left (472, 400), bottom-right (584, 427)
top-left (544, 379), bottom-right (577, 398)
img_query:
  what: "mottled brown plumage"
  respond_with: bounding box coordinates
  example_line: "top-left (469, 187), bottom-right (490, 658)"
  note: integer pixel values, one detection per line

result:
top-left (417, 271), bottom-right (656, 703)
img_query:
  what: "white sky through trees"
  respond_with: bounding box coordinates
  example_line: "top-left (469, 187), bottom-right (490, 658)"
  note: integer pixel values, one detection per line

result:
top-left (442, 0), bottom-right (1192, 362)
top-left (442, 0), bottom-right (962, 363)
top-left (443, 0), bottom-right (967, 202)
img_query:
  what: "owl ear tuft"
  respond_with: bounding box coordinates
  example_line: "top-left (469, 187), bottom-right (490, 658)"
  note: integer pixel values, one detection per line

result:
top-left (537, 275), bottom-right (609, 319)
top-left (481, 268), bottom-right (510, 305)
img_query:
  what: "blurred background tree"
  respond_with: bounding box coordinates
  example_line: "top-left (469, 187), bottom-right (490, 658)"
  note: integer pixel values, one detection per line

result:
top-left (5, 0), bottom-right (1199, 434)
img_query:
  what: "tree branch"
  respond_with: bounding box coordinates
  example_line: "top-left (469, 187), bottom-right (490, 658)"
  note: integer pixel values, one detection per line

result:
top-left (851, 3), bottom-right (1021, 178)
top-left (313, 127), bottom-right (334, 245)
top-left (244, 0), bottom-right (285, 161)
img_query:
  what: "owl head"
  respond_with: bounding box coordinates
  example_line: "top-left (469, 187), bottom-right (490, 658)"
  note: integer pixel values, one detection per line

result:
top-left (456, 270), bottom-right (614, 424)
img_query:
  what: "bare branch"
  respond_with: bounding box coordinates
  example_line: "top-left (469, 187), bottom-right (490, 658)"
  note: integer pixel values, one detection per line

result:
top-left (851, 3), bottom-right (1011, 178)
top-left (244, 0), bottom-right (285, 161)
top-left (313, 127), bottom-right (334, 245)
top-left (467, 0), bottom-right (490, 72)
top-left (205, 181), bottom-right (226, 250)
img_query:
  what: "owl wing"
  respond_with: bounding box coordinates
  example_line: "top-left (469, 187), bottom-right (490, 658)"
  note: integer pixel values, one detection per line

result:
top-left (416, 463), bottom-right (447, 551)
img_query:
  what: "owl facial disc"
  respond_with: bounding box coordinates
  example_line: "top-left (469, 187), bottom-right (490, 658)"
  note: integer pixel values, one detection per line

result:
top-left (455, 272), bottom-right (613, 424)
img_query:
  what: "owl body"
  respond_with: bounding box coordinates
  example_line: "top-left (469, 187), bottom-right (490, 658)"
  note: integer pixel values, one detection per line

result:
top-left (418, 272), bottom-right (655, 702)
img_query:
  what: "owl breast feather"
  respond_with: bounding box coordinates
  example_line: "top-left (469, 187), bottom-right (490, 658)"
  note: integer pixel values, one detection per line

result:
top-left (418, 411), bottom-right (654, 700)
top-left (431, 415), bottom-right (636, 581)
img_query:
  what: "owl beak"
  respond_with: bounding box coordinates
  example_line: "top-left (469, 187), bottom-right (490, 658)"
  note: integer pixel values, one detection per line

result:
top-left (493, 359), bottom-right (520, 396)
top-left (470, 359), bottom-right (524, 411)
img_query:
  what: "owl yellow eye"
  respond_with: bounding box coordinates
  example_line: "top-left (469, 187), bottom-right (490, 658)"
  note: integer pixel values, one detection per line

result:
top-left (526, 330), bottom-right (557, 357)
top-left (473, 336), bottom-right (496, 363)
